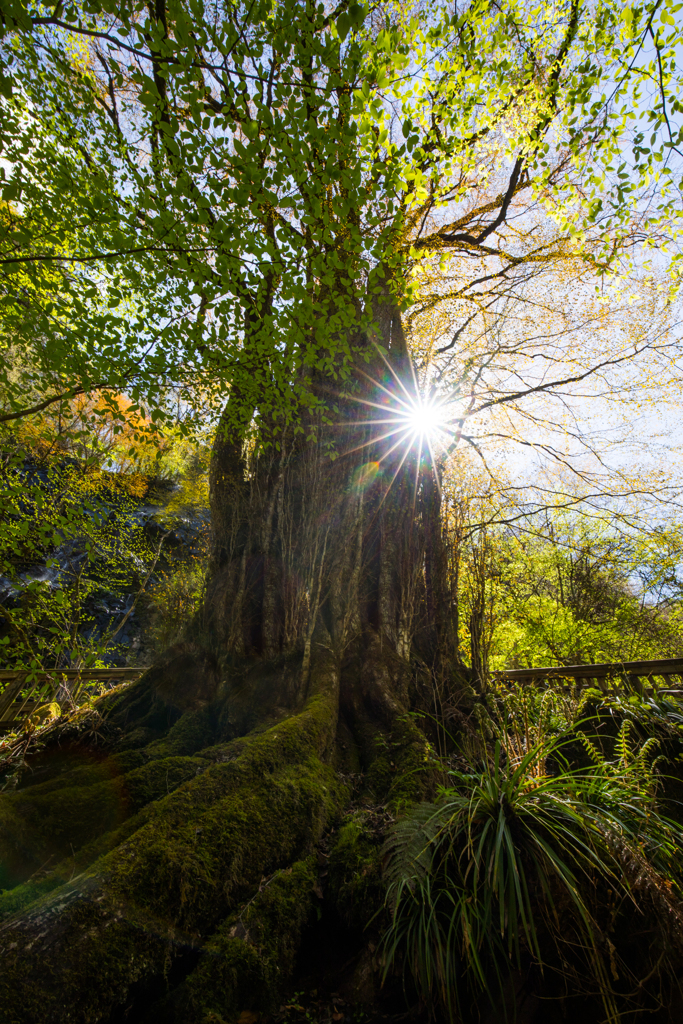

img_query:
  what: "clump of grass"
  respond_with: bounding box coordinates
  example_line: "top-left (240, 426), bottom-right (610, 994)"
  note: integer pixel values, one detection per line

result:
top-left (382, 695), bottom-right (683, 1022)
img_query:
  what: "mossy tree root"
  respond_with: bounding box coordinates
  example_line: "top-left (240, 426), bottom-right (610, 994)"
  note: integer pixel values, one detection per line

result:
top-left (178, 857), bottom-right (320, 1023)
top-left (0, 661), bottom-right (344, 1024)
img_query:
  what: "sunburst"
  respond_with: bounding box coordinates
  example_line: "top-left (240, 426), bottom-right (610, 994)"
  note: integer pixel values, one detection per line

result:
top-left (338, 349), bottom-right (462, 501)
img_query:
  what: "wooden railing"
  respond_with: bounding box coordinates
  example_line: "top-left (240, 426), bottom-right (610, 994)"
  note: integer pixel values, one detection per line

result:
top-left (0, 667), bottom-right (147, 733)
top-left (494, 657), bottom-right (683, 695)
top-left (3, 656), bottom-right (682, 735)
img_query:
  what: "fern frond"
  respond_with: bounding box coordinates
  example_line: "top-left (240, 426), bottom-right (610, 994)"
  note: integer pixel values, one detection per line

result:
top-left (615, 719), bottom-right (633, 767)
top-left (576, 730), bottom-right (605, 765)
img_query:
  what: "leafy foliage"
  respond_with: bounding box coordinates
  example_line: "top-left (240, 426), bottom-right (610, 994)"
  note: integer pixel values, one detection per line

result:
top-left (442, 503), bottom-right (683, 675)
top-left (1, 0), bottom-right (682, 445)
top-left (147, 547), bottom-right (207, 652)
top-left (0, 443), bottom-right (155, 670)
top-left (0, 405), bottom-right (211, 673)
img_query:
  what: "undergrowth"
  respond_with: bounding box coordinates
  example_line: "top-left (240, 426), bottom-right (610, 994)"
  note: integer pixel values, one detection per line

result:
top-left (382, 683), bottom-right (683, 1022)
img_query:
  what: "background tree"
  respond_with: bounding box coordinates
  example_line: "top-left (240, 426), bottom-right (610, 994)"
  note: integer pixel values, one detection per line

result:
top-left (0, 396), bottom-right (202, 677)
top-left (442, 497), bottom-right (683, 678)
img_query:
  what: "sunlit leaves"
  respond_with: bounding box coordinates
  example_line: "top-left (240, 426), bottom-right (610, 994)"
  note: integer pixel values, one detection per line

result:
top-left (0, 0), bottom-right (681, 447)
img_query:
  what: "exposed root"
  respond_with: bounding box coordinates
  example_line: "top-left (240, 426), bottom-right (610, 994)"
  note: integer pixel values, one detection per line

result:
top-left (0, 656), bottom-right (344, 1024)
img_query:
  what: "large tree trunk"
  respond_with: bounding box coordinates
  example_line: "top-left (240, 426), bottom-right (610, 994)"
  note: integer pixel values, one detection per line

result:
top-left (0, 298), bottom-right (454, 1023)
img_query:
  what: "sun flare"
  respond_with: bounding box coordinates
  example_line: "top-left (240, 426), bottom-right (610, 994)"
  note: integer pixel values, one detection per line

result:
top-left (396, 395), bottom-right (456, 443)
top-left (339, 349), bottom-right (463, 502)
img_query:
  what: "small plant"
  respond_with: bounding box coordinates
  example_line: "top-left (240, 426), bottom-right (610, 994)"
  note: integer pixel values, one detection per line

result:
top-left (382, 710), bottom-right (683, 1022)
top-left (147, 554), bottom-right (207, 651)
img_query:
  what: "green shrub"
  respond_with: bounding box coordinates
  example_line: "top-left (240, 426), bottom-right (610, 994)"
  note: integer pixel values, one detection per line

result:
top-left (382, 719), bottom-right (683, 1022)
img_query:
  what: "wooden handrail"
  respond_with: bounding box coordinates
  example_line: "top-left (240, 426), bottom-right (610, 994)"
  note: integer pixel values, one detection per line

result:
top-left (496, 656), bottom-right (683, 679)
top-left (494, 656), bottom-right (683, 692)
top-left (0, 668), bottom-right (146, 682)
top-left (0, 666), bottom-right (148, 728)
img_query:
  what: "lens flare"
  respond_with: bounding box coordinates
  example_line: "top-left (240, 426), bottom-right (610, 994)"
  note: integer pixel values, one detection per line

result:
top-left (333, 346), bottom-right (463, 508)
top-left (352, 461), bottom-right (380, 489)
top-left (395, 395), bottom-right (456, 444)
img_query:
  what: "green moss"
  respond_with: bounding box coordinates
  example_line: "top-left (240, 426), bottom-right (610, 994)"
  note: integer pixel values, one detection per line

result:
top-left (124, 755), bottom-right (208, 809)
top-left (0, 751), bottom-right (143, 884)
top-left (16, 749), bottom-right (147, 796)
top-left (0, 881), bottom-right (170, 1024)
top-left (0, 807), bottom-right (151, 923)
top-left (143, 704), bottom-right (218, 759)
top-left (186, 858), bottom-right (318, 1021)
top-left (0, 754), bottom-right (208, 888)
top-left (367, 716), bottom-right (438, 810)
top-left (193, 739), bottom-right (249, 762)
top-left (115, 725), bottom-right (162, 749)
top-left (105, 734), bottom-right (344, 932)
top-left (327, 812), bottom-right (384, 929)
top-left (0, 772), bottom-right (124, 887)
top-left (63, 805), bottom-right (153, 872)
top-left (0, 687), bottom-right (345, 1024)
top-left (0, 876), bottom-right (63, 921)
top-left (99, 673), bottom-right (178, 737)
top-left (0, 786), bottom-right (197, 924)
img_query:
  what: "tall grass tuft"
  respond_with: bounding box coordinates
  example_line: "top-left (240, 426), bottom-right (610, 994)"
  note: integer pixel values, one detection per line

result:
top-left (382, 695), bottom-right (683, 1022)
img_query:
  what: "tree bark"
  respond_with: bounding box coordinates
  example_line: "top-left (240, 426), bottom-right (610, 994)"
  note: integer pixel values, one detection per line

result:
top-left (0, 296), bottom-right (451, 1023)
